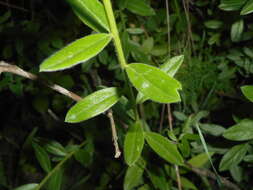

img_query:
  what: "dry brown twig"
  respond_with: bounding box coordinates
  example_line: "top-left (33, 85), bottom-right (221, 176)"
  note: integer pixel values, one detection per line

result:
top-left (107, 110), bottom-right (121, 158)
top-left (0, 61), bottom-right (121, 158)
top-left (0, 61), bottom-right (82, 101)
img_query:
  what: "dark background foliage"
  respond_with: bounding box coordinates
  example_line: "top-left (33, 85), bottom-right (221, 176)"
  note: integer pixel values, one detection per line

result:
top-left (1, 0), bottom-right (253, 190)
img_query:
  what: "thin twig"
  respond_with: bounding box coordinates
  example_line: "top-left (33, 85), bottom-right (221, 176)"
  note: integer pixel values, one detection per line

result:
top-left (0, 61), bottom-right (122, 157)
top-left (158, 104), bottom-right (165, 132)
top-left (167, 104), bottom-right (182, 190)
top-left (107, 110), bottom-right (121, 158)
top-left (0, 61), bottom-right (82, 102)
top-left (182, 0), bottom-right (195, 55)
top-left (0, 1), bottom-right (28, 12)
top-left (186, 163), bottom-right (241, 190)
top-left (165, 0), bottom-right (171, 55)
top-left (167, 104), bottom-right (173, 131)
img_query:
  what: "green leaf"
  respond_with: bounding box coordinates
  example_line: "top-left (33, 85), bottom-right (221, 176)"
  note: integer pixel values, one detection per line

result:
top-left (47, 168), bottom-right (63, 190)
top-left (230, 165), bottom-right (243, 183)
top-left (241, 0), bottom-right (253, 15)
top-left (160, 55), bottom-right (184, 77)
top-left (124, 120), bottom-right (144, 166)
top-left (145, 132), bottom-right (184, 165)
top-left (40, 33), bottom-right (112, 72)
top-left (181, 177), bottom-right (198, 190)
top-left (14, 184), bottom-right (38, 190)
top-left (147, 169), bottom-right (169, 190)
top-left (204, 20), bottom-right (223, 29)
top-left (65, 87), bottom-right (121, 123)
top-left (230, 20), bottom-right (244, 42)
top-left (44, 141), bottom-right (67, 157)
top-left (66, 0), bottom-right (109, 32)
top-left (126, 0), bottom-right (155, 16)
top-left (223, 119), bottom-right (253, 141)
top-left (0, 159), bottom-right (7, 187)
top-left (136, 56), bottom-right (183, 104)
top-left (219, 0), bottom-right (247, 11)
top-left (219, 143), bottom-right (248, 171)
top-left (199, 123), bottom-right (226, 136)
top-left (241, 85), bottom-right (253, 102)
top-left (32, 142), bottom-right (52, 173)
top-left (126, 63), bottom-right (182, 104)
top-left (0, 11), bottom-right (11, 24)
top-left (124, 158), bottom-right (146, 190)
top-left (188, 152), bottom-right (214, 168)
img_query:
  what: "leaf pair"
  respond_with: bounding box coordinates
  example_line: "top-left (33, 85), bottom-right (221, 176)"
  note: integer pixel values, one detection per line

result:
top-left (124, 121), bottom-right (184, 166)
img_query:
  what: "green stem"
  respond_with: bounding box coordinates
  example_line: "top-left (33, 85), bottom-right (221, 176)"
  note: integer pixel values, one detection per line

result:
top-left (35, 141), bottom-right (86, 190)
top-left (102, 0), bottom-right (127, 69)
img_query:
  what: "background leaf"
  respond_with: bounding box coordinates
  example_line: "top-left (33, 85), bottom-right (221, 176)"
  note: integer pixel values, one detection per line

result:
top-left (40, 33), bottom-right (112, 72)
top-left (126, 0), bottom-right (155, 16)
top-left (241, 0), bottom-right (253, 15)
top-left (65, 87), bottom-right (120, 123)
top-left (47, 168), bottom-right (63, 190)
top-left (126, 63), bottom-right (182, 103)
top-left (124, 158), bottom-right (146, 190)
top-left (44, 141), bottom-right (67, 157)
top-left (145, 132), bottom-right (184, 165)
top-left (223, 119), bottom-right (253, 141)
top-left (188, 152), bottom-right (214, 168)
top-left (32, 142), bottom-right (52, 173)
top-left (231, 20), bottom-right (244, 42)
top-left (219, 0), bottom-right (247, 11)
top-left (124, 120), bottom-right (144, 166)
top-left (219, 143), bottom-right (248, 171)
top-left (241, 85), bottom-right (253, 102)
top-left (14, 184), bottom-right (38, 190)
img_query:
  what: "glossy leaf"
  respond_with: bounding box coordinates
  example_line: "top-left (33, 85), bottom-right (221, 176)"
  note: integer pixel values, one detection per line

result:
top-left (32, 142), bottom-right (51, 173)
top-left (136, 56), bottom-right (183, 104)
top-left (231, 20), bottom-right (244, 42)
top-left (124, 120), bottom-right (144, 166)
top-left (223, 119), bottom-right (253, 141)
top-left (14, 184), bottom-right (38, 190)
top-left (188, 152), bottom-right (214, 168)
top-left (40, 33), bottom-right (112, 72)
top-left (66, 0), bottom-right (109, 32)
top-left (65, 87), bottom-right (120, 123)
top-left (124, 158), bottom-right (146, 190)
top-left (160, 55), bottom-right (184, 77)
top-left (219, 0), bottom-right (247, 11)
top-left (241, 85), bottom-right (253, 102)
top-left (241, 0), bottom-right (253, 15)
top-left (126, 0), bottom-right (155, 16)
top-left (145, 132), bottom-right (184, 165)
top-left (126, 63), bottom-right (182, 104)
top-left (219, 144), bottom-right (248, 171)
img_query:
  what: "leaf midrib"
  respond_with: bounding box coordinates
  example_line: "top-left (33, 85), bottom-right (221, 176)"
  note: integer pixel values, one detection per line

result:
top-left (46, 35), bottom-right (109, 70)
